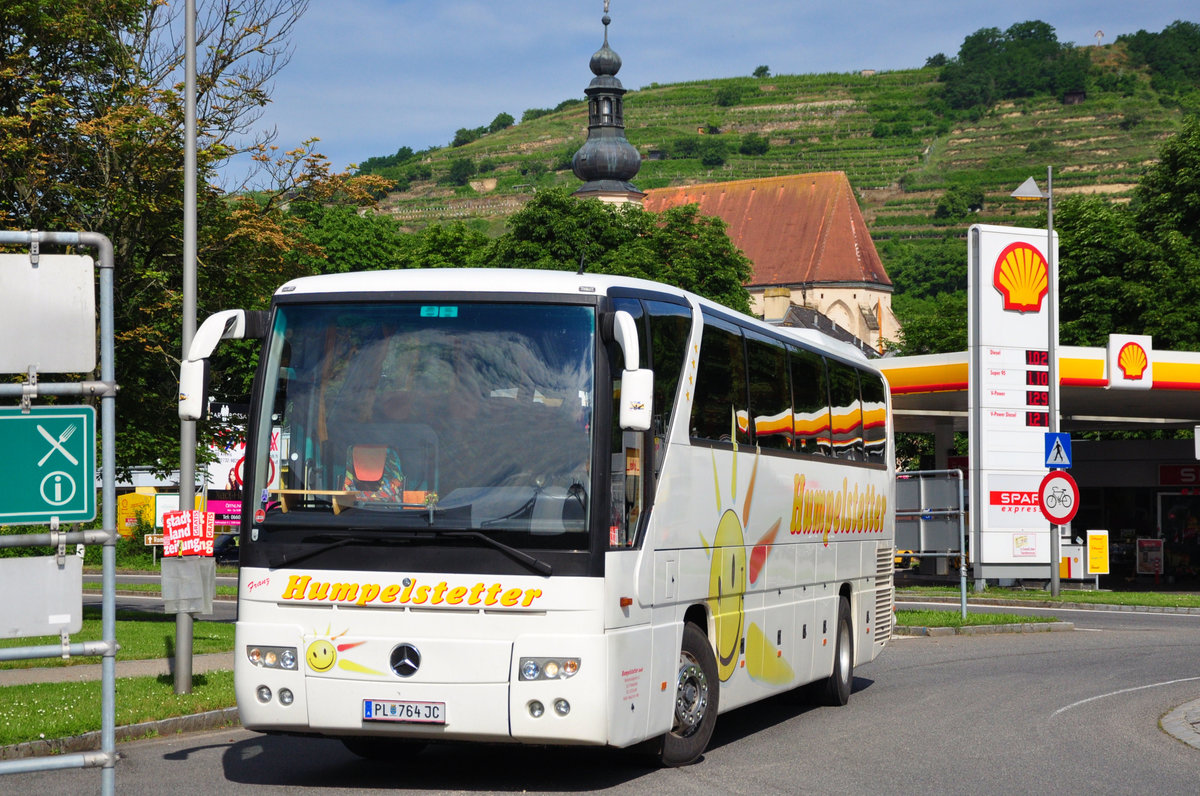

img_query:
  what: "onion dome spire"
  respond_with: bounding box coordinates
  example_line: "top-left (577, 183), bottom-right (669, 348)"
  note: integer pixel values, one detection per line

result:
top-left (572, 3), bottom-right (644, 203)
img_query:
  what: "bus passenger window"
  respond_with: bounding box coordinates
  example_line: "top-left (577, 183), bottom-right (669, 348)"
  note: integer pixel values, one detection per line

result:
top-left (691, 316), bottom-right (750, 446)
top-left (861, 371), bottom-right (888, 464)
top-left (828, 361), bottom-right (863, 461)
top-left (644, 300), bottom-right (691, 472)
top-left (745, 333), bottom-right (792, 450)
top-left (790, 347), bottom-right (831, 457)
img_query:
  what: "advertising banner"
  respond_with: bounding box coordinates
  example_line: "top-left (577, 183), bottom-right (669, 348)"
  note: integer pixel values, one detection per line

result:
top-left (162, 509), bottom-right (215, 556)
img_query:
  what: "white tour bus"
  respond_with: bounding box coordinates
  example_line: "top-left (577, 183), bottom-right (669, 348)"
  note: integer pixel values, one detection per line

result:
top-left (179, 268), bottom-right (894, 765)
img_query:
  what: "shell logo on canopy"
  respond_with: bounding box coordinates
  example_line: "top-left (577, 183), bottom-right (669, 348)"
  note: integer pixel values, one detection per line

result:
top-left (1117, 341), bottom-right (1148, 380)
top-left (993, 242), bottom-right (1048, 313)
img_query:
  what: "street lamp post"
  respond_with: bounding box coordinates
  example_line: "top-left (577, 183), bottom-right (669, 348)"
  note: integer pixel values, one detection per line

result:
top-left (1012, 167), bottom-right (1060, 596)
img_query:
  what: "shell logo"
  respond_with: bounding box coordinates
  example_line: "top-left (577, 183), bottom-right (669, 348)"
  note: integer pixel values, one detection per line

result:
top-left (1117, 341), bottom-right (1148, 380)
top-left (993, 242), bottom-right (1048, 313)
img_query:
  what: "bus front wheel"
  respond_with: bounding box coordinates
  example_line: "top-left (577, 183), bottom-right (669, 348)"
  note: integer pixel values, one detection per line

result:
top-left (660, 622), bottom-right (719, 766)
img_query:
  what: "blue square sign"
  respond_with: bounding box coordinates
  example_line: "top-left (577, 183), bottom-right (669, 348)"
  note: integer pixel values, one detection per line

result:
top-left (1045, 432), bottom-right (1072, 469)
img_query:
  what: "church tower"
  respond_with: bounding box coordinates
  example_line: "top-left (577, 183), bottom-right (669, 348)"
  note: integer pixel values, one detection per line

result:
top-left (572, 3), bottom-right (645, 204)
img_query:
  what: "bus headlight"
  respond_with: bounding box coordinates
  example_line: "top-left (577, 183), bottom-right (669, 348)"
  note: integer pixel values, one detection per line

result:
top-left (247, 645), bottom-right (299, 670)
top-left (518, 657), bottom-right (580, 681)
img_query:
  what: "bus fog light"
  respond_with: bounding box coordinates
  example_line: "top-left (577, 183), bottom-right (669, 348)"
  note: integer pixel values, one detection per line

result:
top-left (519, 657), bottom-right (580, 680)
top-left (528, 700), bottom-right (545, 718)
top-left (247, 645), bottom-right (298, 670)
top-left (278, 688), bottom-right (294, 706)
top-left (553, 699), bottom-right (570, 716)
top-left (256, 685), bottom-right (272, 703)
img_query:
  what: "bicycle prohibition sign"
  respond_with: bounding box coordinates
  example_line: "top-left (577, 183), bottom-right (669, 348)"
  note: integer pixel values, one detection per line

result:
top-left (1039, 470), bottom-right (1079, 525)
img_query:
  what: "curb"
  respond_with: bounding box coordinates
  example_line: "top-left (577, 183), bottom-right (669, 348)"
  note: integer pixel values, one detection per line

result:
top-left (895, 621), bottom-right (1075, 636)
top-left (0, 707), bottom-right (240, 761)
top-left (1161, 698), bottom-right (1200, 751)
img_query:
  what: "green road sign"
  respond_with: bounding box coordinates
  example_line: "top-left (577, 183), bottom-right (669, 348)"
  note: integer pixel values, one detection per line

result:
top-left (0, 406), bottom-right (95, 524)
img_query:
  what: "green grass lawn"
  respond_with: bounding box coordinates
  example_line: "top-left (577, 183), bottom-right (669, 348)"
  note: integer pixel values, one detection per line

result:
top-left (0, 607), bottom-right (235, 669)
top-left (0, 671), bottom-right (235, 747)
top-left (897, 585), bottom-right (1200, 609)
top-left (895, 609), bottom-right (1058, 628)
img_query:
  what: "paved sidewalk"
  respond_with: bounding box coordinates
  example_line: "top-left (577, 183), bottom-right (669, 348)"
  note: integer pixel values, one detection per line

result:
top-left (0, 651), bottom-right (234, 686)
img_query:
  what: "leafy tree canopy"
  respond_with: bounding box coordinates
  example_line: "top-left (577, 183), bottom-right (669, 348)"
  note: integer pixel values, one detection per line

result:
top-left (938, 20), bottom-right (1090, 109)
top-left (0, 0), bottom-right (389, 475)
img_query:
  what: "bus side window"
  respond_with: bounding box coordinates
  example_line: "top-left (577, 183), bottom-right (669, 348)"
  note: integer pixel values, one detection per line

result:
top-left (744, 331), bottom-right (792, 450)
top-left (691, 314), bottom-right (750, 445)
top-left (828, 360), bottom-right (864, 461)
top-left (861, 370), bottom-right (888, 464)
top-left (789, 346), bottom-right (831, 457)
top-left (644, 300), bottom-right (691, 473)
top-left (610, 298), bottom-right (646, 548)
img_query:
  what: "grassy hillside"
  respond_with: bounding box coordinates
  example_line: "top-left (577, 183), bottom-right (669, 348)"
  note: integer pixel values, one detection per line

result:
top-left (362, 42), bottom-right (1194, 274)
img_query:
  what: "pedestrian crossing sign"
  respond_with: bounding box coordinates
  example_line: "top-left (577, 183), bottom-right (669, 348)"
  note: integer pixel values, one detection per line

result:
top-left (1045, 432), bottom-right (1072, 469)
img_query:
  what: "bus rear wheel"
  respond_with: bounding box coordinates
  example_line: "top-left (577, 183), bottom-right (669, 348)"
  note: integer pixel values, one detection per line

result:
top-left (660, 622), bottom-right (719, 766)
top-left (820, 597), bottom-right (854, 706)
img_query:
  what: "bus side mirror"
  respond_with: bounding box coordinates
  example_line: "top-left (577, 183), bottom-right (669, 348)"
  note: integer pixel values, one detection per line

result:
top-left (178, 358), bottom-right (211, 421)
top-left (611, 310), bottom-right (653, 431)
top-left (178, 309), bottom-right (269, 421)
top-left (620, 368), bottom-right (653, 431)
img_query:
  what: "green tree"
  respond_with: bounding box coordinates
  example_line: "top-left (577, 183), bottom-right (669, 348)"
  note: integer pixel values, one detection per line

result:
top-left (933, 183), bottom-right (984, 220)
top-left (890, 292), bottom-right (968, 355)
top-left (753, 65), bottom-right (770, 78)
top-left (714, 85), bottom-right (742, 107)
top-left (488, 112), bottom-right (514, 133)
top-left (698, 137), bottom-right (728, 167)
top-left (0, 0), bottom-right (391, 474)
top-left (480, 189), bottom-right (752, 313)
top-left (446, 157), bottom-right (476, 185)
top-left (738, 132), bottom-right (770, 156)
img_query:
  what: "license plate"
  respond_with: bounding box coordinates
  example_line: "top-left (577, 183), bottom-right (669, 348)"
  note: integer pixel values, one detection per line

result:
top-left (363, 699), bottom-right (445, 724)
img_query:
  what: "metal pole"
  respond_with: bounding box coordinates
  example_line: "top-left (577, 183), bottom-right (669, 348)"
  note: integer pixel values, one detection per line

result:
top-left (1047, 165), bottom-right (1060, 598)
top-left (176, 0), bottom-right (198, 695)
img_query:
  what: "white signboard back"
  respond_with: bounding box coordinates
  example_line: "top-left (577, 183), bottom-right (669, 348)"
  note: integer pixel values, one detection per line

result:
top-left (0, 254), bottom-right (96, 373)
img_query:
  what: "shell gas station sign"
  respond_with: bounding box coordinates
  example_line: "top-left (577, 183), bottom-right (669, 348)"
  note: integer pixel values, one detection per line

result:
top-left (969, 224), bottom-right (1059, 577)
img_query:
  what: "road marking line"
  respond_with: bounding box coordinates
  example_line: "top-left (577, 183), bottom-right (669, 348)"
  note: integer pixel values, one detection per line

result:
top-left (1052, 676), bottom-right (1200, 717)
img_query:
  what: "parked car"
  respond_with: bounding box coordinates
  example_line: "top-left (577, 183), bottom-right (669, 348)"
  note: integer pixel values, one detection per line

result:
top-left (214, 533), bottom-right (239, 566)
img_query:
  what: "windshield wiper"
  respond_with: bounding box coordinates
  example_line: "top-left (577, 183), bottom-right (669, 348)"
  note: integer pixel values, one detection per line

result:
top-left (266, 530), bottom-right (552, 576)
top-left (440, 531), bottom-right (553, 577)
top-left (269, 534), bottom-right (401, 569)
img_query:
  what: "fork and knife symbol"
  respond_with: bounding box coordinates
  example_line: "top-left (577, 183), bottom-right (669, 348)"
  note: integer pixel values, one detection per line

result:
top-left (37, 423), bottom-right (78, 466)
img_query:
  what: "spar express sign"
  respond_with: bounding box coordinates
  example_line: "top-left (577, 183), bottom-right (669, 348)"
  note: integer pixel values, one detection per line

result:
top-left (162, 509), bottom-right (215, 556)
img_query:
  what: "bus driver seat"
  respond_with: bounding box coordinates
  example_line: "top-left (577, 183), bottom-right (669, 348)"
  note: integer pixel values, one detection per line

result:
top-left (344, 444), bottom-right (405, 503)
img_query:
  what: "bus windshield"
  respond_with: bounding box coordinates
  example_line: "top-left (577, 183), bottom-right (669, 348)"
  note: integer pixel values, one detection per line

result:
top-left (250, 300), bottom-right (595, 548)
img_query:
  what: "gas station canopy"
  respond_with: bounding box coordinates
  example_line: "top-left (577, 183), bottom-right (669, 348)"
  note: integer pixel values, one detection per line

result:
top-left (879, 345), bottom-right (1200, 434)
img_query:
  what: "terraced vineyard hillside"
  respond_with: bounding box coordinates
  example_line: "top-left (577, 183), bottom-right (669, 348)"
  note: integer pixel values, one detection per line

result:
top-left (366, 46), bottom-right (1191, 270)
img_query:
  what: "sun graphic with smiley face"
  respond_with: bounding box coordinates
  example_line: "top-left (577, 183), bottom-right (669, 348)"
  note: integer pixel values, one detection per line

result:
top-left (703, 419), bottom-right (794, 686)
top-left (304, 626), bottom-right (384, 675)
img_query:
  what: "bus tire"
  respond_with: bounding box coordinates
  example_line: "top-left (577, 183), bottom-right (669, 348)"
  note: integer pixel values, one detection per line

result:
top-left (820, 597), bottom-right (854, 706)
top-left (340, 736), bottom-right (426, 761)
top-left (660, 622), bottom-right (719, 766)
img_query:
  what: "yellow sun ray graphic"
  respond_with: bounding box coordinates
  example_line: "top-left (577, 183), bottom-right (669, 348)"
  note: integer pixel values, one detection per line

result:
top-left (704, 438), bottom-right (793, 685)
top-left (304, 626), bottom-right (384, 675)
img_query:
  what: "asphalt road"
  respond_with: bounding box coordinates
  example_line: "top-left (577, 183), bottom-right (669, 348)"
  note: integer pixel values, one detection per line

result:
top-left (6, 603), bottom-right (1198, 794)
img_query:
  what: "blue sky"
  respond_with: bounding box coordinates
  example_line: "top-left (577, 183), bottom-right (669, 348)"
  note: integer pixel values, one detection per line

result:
top-left (232, 1), bottom-right (1195, 181)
